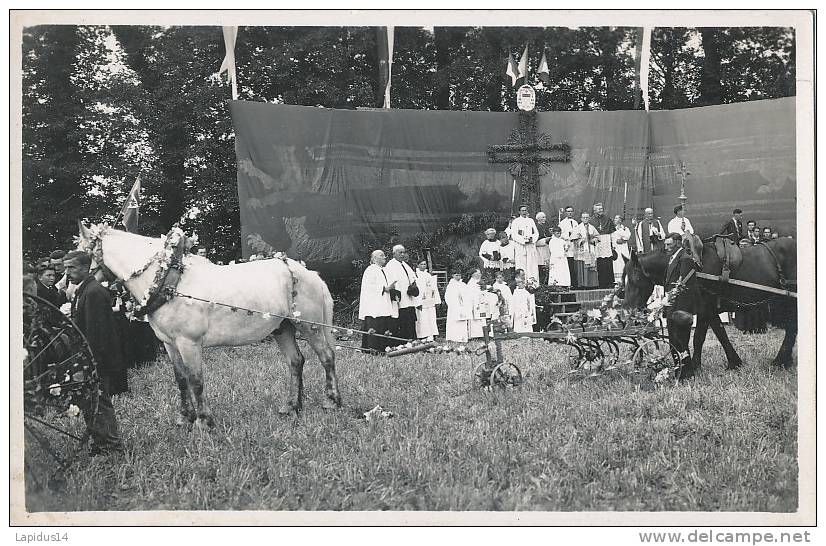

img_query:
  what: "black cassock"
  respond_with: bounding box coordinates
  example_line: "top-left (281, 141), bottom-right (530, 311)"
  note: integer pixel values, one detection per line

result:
top-left (72, 276), bottom-right (129, 395)
top-left (592, 214), bottom-right (615, 289)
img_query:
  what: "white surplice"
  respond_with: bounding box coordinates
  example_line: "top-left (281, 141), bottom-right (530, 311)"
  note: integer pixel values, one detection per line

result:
top-left (444, 279), bottom-right (469, 342)
top-left (509, 216), bottom-right (540, 282)
top-left (414, 269), bottom-right (440, 339)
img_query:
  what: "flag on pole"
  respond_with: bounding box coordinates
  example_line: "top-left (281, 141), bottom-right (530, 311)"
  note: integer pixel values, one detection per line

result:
top-left (516, 45), bottom-right (528, 87)
top-left (218, 26), bottom-right (238, 100)
top-left (640, 27), bottom-right (652, 111)
top-left (505, 53), bottom-right (519, 87)
top-left (376, 26), bottom-right (394, 108)
top-left (121, 176), bottom-right (141, 233)
top-left (537, 50), bottom-right (550, 84)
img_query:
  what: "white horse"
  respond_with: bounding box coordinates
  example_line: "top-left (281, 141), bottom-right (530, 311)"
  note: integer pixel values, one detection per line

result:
top-left (77, 223), bottom-right (342, 426)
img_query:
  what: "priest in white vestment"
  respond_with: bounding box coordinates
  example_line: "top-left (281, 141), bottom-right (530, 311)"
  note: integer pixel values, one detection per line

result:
top-left (571, 212), bottom-right (600, 289)
top-left (509, 205), bottom-right (540, 283)
top-left (414, 259), bottom-right (441, 341)
top-left (444, 271), bottom-right (470, 342)
top-left (611, 215), bottom-right (632, 284)
top-left (558, 205), bottom-right (579, 290)
top-left (358, 250), bottom-right (398, 353)
top-left (384, 245), bottom-right (420, 340)
top-left (498, 231), bottom-right (517, 280)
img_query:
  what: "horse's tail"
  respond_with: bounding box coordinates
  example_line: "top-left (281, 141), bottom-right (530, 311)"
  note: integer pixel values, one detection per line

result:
top-left (321, 282), bottom-right (336, 349)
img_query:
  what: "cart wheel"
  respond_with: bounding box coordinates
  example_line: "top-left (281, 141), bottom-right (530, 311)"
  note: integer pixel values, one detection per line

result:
top-left (630, 337), bottom-right (680, 388)
top-left (23, 293), bottom-right (100, 489)
top-left (562, 342), bottom-right (585, 372)
top-left (579, 339), bottom-right (607, 375)
top-left (597, 338), bottom-right (621, 370)
top-left (490, 362), bottom-right (523, 388)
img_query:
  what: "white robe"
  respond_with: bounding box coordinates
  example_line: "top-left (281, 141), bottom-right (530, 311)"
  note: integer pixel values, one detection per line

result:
top-left (444, 279), bottom-right (469, 342)
top-left (546, 236), bottom-right (571, 287)
top-left (478, 239), bottom-right (503, 269)
top-left (635, 219), bottom-right (665, 251)
top-left (358, 264), bottom-right (398, 320)
top-left (667, 216), bottom-right (695, 236)
top-left (511, 287), bottom-right (536, 333)
top-left (510, 216), bottom-right (540, 282)
top-left (414, 270), bottom-right (440, 339)
top-left (492, 281), bottom-right (512, 322)
top-left (498, 242), bottom-right (516, 271)
top-left (466, 279), bottom-right (489, 339)
top-left (558, 218), bottom-right (579, 258)
top-left (611, 225), bottom-right (632, 280)
top-left (383, 258), bottom-right (420, 309)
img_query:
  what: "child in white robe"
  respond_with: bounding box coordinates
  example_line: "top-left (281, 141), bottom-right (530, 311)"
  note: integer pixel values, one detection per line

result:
top-left (444, 271), bottom-right (470, 342)
top-left (511, 277), bottom-right (537, 333)
top-left (492, 271), bottom-right (512, 324)
top-left (465, 269), bottom-right (488, 339)
top-left (414, 259), bottom-right (441, 341)
top-left (547, 226), bottom-right (571, 287)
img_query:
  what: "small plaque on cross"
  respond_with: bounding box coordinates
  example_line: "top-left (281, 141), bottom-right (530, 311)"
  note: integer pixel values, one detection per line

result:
top-left (516, 85), bottom-right (536, 112)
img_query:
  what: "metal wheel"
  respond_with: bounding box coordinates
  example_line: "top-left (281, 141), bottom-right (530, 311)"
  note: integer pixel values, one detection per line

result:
top-left (472, 361), bottom-right (491, 390)
top-left (630, 336), bottom-right (681, 388)
top-left (562, 341), bottom-right (585, 373)
top-left (22, 293), bottom-right (100, 489)
top-left (489, 362), bottom-right (523, 388)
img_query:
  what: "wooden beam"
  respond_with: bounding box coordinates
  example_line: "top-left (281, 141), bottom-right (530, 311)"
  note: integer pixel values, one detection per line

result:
top-left (696, 272), bottom-right (797, 298)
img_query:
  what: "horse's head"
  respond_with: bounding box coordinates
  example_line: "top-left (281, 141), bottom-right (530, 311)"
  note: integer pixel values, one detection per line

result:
top-left (76, 221), bottom-right (161, 281)
top-left (622, 250), bottom-right (660, 309)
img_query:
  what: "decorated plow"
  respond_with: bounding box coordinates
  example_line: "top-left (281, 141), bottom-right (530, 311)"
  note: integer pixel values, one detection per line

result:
top-left (471, 297), bottom-right (681, 390)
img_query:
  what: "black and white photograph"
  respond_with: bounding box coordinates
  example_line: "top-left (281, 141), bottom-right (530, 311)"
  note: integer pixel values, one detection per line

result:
top-left (9, 8), bottom-right (815, 535)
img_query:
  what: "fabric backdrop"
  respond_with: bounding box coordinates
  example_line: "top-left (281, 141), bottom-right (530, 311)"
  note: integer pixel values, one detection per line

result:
top-left (232, 97), bottom-right (795, 274)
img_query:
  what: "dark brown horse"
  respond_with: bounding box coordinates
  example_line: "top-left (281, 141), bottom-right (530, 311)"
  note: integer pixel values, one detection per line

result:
top-left (622, 237), bottom-right (797, 371)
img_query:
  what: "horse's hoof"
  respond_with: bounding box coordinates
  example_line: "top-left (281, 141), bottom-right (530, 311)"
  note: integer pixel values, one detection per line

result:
top-left (726, 360), bottom-right (743, 370)
top-left (195, 415), bottom-right (215, 428)
top-left (321, 397), bottom-right (342, 410)
top-left (175, 412), bottom-right (196, 426)
top-left (772, 358), bottom-right (795, 369)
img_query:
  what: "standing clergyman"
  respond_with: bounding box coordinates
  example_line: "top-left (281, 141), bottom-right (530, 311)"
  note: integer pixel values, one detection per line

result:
top-left (635, 207), bottom-right (665, 253)
top-left (558, 206), bottom-right (579, 289)
top-left (510, 205), bottom-right (540, 283)
top-left (359, 250), bottom-right (398, 353)
top-left (383, 245), bottom-right (420, 341)
top-left (414, 259), bottom-right (441, 341)
top-left (591, 202), bottom-right (615, 289)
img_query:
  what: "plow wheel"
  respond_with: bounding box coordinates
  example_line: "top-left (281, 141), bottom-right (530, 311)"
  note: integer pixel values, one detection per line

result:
top-left (22, 293), bottom-right (100, 490)
top-left (473, 361), bottom-right (523, 389)
top-left (630, 336), bottom-right (681, 389)
top-left (489, 362), bottom-right (523, 388)
top-left (562, 342), bottom-right (585, 373)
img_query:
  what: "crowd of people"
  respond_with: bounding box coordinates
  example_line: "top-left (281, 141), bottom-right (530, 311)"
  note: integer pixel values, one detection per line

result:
top-left (357, 204), bottom-right (790, 350)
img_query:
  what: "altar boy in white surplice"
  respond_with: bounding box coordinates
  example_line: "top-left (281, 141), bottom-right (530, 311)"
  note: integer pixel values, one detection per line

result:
top-left (444, 270), bottom-right (470, 342)
top-left (546, 225), bottom-right (571, 287)
top-left (509, 205), bottom-right (540, 283)
top-left (414, 259), bottom-right (441, 341)
top-left (510, 277), bottom-right (537, 333)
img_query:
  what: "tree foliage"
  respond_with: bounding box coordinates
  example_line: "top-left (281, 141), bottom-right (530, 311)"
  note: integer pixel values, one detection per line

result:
top-left (21, 25), bottom-right (795, 264)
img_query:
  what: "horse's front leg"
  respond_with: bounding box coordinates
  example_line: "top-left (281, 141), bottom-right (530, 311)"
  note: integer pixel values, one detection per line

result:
top-left (175, 339), bottom-right (214, 428)
top-left (692, 314), bottom-right (710, 371)
top-left (273, 321), bottom-right (305, 415)
top-left (772, 301), bottom-right (798, 368)
top-left (667, 310), bottom-right (695, 380)
top-left (708, 311), bottom-right (742, 369)
top-left (164, 342), bottom-right (196, 426)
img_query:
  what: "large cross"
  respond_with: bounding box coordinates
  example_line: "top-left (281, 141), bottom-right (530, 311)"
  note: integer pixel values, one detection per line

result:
top-left (487, 110), bottom-right (571, 215)
top-left (676, 161), bottom-right (690, 207)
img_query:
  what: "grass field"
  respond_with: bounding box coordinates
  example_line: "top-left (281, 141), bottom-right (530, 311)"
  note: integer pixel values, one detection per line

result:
top-left (23, 326), bottom-right (798, 513)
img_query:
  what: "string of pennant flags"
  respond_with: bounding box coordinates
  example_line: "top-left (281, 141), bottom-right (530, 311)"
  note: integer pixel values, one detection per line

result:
top-left (216, 27), bottom-right (654, 111)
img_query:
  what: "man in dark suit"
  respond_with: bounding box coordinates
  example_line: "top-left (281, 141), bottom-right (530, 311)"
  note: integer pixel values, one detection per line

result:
top-left (662, 234), bottom-right (700, 380)
top-left (719, 208), bottom-right (744, 241)
top-left (63, 250), bottom-right (126, 455)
